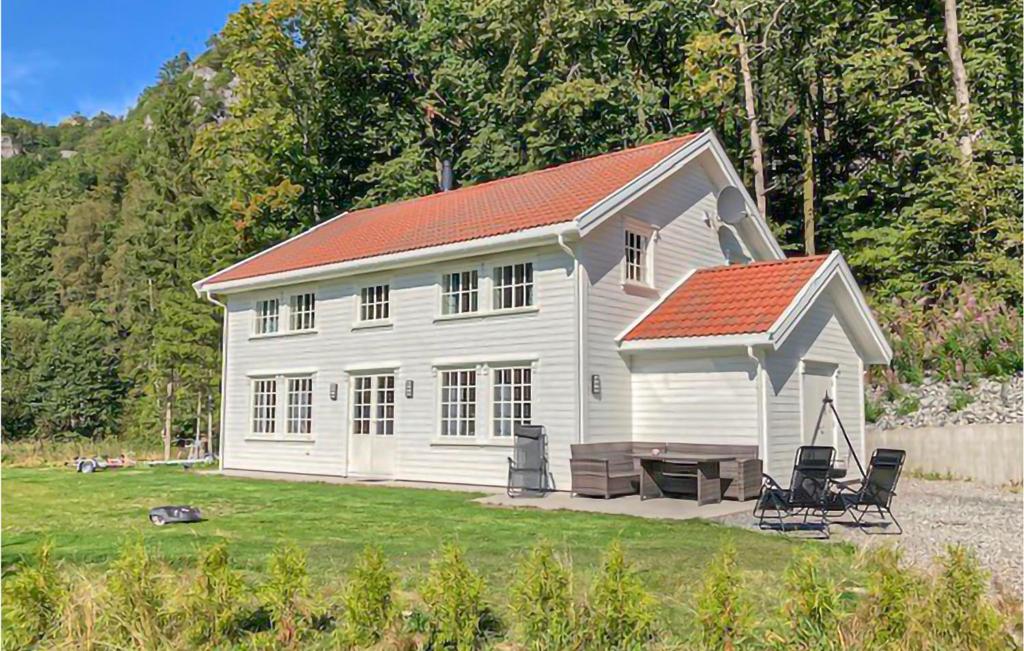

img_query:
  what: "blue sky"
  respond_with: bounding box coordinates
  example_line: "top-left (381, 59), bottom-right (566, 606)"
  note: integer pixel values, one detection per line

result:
top-left (3, 1), bottom-right (245, 125)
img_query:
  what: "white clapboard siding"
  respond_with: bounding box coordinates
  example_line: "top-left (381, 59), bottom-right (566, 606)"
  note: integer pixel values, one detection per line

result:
top-left (577, 155), bottom-right (752, 443)
top-left (763, 286), bottom-right (865, 481)
top-left (630, 353), bottom-right (759, 445)
top-left (222, 244), bottom-right (579, 488)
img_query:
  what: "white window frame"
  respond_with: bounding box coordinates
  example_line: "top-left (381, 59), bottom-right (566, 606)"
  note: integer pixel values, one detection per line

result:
top-left (438, 368), bottom-right (478, 437)
top-left (441, 270), bottom-right (479, 315)
top-left (247, 371), bottom-right (316, 440)
top-left (288, 292), bottom-right (316, 331)
top-left (359, 284), bottom-right (391, 322)
top-left (622, 218), bottom-right (657, 290)
top-left (250, 378), bottom-right (278, 435)
top-left (492, 262), bottom-right (534, 311)
top-left (491, 366), bottom-right (532, 438)
top-left (254, 298), bottom-right (280, 335)
top-left (350, 373), bottom-right (395, 436)
top-left (285, 376), bottom-right (314, 435)
top-left (431, 357), bottom-right (539, 445)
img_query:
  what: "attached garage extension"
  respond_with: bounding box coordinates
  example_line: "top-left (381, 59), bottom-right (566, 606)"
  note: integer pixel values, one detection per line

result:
top-left (619, 252), bottom-right (892, 486)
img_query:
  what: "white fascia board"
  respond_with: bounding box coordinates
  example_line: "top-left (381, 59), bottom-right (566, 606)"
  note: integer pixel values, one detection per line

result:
top-left (766, 251), bottom-right (893, 364)
top-left (619, 333), bottom-right (771, 352)
top-left (193, 210), bottom-right (350, 295)
top-left (704, 132), bottom-right (785, 260)
top-left (614, 268), bottom-right (697, 343)
top-left (197, 222), bottom-right (579, 294)
top-left (576, 130), bottom-right (711, 237)
top-left (344, 361), bottom-right (402, 373)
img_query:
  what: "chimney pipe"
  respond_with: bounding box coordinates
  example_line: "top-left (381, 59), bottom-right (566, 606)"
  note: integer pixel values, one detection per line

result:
top-left (441, 159), bottom-right (453, 192)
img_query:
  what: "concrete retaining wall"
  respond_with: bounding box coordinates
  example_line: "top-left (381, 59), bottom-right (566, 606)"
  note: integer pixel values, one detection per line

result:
top-left (866, 423), bottom-right (1023, 485)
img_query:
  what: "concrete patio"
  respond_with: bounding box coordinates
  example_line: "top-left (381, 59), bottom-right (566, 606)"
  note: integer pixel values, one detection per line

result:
top-left (476, 491), bottom-right (751, 521)
top-left (219, 469), bottom-right (751, 522)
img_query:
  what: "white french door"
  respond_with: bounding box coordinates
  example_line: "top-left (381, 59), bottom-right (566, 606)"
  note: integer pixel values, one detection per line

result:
top-left (348, 374), bottom-right (397, 478)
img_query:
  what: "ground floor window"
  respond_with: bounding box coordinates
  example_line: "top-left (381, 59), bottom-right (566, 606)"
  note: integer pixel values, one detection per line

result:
top-left (250, 374), bottom-right (316, 438)
top-left (286, 376), bottom-right (313, 435)
top-left (440, 369), bottom-right (476, 437)
top-left (492, 367), bottom-right (532, 437)
top-left (251, 378), bottom-right (277, 435)
top-left (352, 374), bottom-right (395, 436)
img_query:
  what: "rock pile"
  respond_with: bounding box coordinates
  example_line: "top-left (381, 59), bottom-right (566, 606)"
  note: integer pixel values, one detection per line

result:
top-left (869, 374), bottom-right (1023, 430)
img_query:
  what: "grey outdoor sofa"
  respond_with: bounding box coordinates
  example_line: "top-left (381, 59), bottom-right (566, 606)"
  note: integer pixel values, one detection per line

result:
top-left (569, 441), bottom-right (762, 501)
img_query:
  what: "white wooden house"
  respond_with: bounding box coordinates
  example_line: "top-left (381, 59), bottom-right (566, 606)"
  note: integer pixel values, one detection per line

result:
top-left (194, 130), bottom-right (891, 488)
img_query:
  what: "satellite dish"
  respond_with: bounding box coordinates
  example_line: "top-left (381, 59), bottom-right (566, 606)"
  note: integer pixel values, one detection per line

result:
top-left (716, 186), bottom-right (747, 225)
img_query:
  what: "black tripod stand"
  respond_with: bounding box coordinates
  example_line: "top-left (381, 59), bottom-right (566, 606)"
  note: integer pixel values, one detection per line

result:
top-left (808, 393), bottom-right (865, 479)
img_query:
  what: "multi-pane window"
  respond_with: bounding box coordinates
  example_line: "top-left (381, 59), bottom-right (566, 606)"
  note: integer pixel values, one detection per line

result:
top-left (624, 230), bottom-right (649, 284)
top-left (255, 299), bottom-right (280, 334)
top-left (375, 375), bottom-right (395, 435)
top-left (492, 367), bottom-right (532, 437)
top-left (286, 376), bottom-right (313, 435)
top-left (359, 285), bottom-right (390, 321)
top-left (492, 263), bottom-right (534, 310)
top-left (289, 293), bottom-right (316, 331)
top-left (441, 271), bottom-right (479, 315)
top-left (440, 370), bottom-right (477, 437)
top-left (251, 378), bottom-right (278, 434)
top-left (352, 375), bottom-right (395, 436)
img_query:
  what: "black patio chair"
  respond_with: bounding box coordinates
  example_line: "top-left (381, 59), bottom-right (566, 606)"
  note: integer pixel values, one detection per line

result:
top-left (832, 448), bottom-right (906, 535)
top-left (507, 424), bottom-right (549, 497)
top-left (753, 446), bottom-right (836, 538)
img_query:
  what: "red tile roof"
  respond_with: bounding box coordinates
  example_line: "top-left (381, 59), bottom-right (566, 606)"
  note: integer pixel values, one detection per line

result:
top-left (207, 134), bottom-right (700, 284)
top-left (623, 256), bottom-right (830, 340)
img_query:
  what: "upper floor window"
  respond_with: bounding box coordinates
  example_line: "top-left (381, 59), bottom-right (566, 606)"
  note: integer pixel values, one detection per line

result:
top-left (255, 299), bottom-right (280, 335)
top-left (359, 284), bottom-right (390, 321)
top-left (493, 263), bottom-right (533, 310)
top-left (441, 270), bottom-right (479, 315)
top-left (624, 230), bottom-right (650, 285)
top-left (289, 293), bottom-right (316, 331)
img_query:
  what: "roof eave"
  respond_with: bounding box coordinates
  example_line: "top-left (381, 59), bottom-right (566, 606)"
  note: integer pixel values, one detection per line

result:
top-left (195, 221), bottom-right (580, 295)
top-left (619, 333), bottom-right (772, 352)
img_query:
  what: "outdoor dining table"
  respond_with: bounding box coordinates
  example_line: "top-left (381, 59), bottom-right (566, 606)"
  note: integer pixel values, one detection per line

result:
top-left (632, 453), bottom-right (737, 506)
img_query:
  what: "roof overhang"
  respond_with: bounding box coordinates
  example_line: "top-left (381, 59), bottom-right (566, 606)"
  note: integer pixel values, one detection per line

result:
top-left (618, 251), bottom-right (893, 365)
top-left (575, 129), bottom-right (784, 260)
top-left (194, 221), bottom-right (579, 295)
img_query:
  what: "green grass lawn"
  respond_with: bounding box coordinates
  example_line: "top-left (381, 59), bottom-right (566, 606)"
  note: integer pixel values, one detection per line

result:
top-left (2, 466), bottom-right (855, 630)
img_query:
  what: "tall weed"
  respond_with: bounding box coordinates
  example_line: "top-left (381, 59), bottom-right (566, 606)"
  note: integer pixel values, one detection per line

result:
top-left (259, 543), bottom-right (312, 646)
top-left (182, 541), bottom-right (246, 646)
top-left (928, 545), bottom-right (1012, 649)
top-left (101, 537), bottom-right (168, 650)
top-left (336, 545), bottom-right (397, 648)
top-left (509, 541), bottom-right (578, 650)
top-left (779, 551), bottom-right (844, 650)
top-left (848, 546), bottom-right (922, 649)
top-left (584, 540), bottom-right (657, 650)
top-left (691, 545), bottom-right (754, 650)
top-left (420, 542), bottom-right (488, 650)
top-left (1, 543), bottom-right (68, 649)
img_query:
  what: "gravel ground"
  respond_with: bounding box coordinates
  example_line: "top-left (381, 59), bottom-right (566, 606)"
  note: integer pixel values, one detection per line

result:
top-left (719, 478), bottom-right (1024, 595)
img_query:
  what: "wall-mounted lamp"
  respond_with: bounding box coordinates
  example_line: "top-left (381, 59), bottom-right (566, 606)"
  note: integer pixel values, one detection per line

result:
top-left (405, 379), bottom-right (415, 399)
top-left (329, 383), bottom-right (338, 401)
top-left (590, 374), bottom-right (601, 396)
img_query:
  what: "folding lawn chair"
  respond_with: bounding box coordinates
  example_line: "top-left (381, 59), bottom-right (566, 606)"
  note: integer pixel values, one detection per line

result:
top-left (753, 446), bottom-right (836, 538)
top-left (832, 448), bottom-right (906, 535)
top-left (507, 424), bottom-right (549, 497)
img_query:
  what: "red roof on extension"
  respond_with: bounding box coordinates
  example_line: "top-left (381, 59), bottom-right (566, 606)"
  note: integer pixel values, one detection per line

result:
top-left (623, 256), bottom-right (830, 340)
top-left (207, 133), bottom-right (699, 284)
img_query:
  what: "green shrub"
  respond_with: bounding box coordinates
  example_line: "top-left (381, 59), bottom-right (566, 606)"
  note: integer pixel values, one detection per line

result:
top-left (509, 541), bottom-right (578, 650)
top-left (692, 545), bottom-right (753, 650)
top-left (584, 540), bottom-right (657, 650)
top-left (896, 395), bottom-right (920, 417)
top-left (101, 537), bottom-right (167, 649)
top-left (949, 388), bottom-right (975, 412)
top-left (779, 552), bottom-right (844, 650)
top-left (336, 545), bottom-right (397, 648)
top-left (259, 543), bottom-right (312, 646)
top-left (852, 546), bottom-right (921, 649)
top-left (182, 541), bottom-right (246, 646)
top-left (864, 398), bottom-right (884, 423)
top-left (928, 545), bottom-right (1011, 649)
top-left (420, 542), bottom-right (489, 650)
top-left (1, 543), bottom-right (68, 649)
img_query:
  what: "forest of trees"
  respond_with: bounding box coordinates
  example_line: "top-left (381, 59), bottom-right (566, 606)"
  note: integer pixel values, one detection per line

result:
top-left (2, 0), bottom-right (1021, 445)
